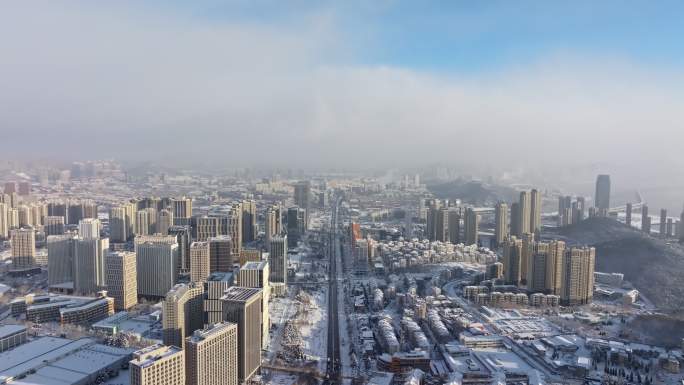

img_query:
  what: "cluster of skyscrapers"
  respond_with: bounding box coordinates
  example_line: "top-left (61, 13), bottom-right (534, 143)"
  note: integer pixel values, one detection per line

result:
top-left (501, 236), bottom-right (596, 305)
top-left (494, 189), bottom-right (542, 248)
top-left (0, 178), bottom-right (320, 385)
top-left (424, 199), bottom-right (480, 246)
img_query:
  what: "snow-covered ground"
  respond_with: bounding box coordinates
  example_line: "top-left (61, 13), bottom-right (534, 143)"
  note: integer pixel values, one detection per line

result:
top-left (265, 286), bottom-right (328, 374)
top-left (266, 292), bottom-right (298, 363)
top-left (298, 288), bottom-right (328, 372)
top-left (263, 374), bottom-right (298, 385)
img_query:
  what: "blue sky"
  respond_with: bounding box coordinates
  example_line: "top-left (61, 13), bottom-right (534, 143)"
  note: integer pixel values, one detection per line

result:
top-left (149, 0), bottom-right (684, 73)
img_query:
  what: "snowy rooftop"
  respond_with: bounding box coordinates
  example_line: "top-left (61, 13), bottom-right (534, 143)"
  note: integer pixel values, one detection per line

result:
top-left (131, 344), bottom-right (182, 369)
top-left (242, 260), bottom-right (268, 270)
top-left (0, 324), bottom-right (26, 339)
top-left (0, 337), bottom-right (132, 383)
top-left (221, 286), bottom-right (262, 302)
top-left (189, 322), bottom-right (236, 342)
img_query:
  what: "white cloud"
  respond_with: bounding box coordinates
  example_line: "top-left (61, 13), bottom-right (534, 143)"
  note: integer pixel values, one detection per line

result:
top-left (1, 1), bottom-right (683, 173)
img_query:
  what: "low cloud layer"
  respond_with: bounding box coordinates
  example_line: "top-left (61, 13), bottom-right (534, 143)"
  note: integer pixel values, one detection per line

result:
top-left (1, 2), bottom-right (683, 173)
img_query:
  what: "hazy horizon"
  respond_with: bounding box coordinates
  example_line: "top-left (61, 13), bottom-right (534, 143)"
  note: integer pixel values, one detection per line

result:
top-left (2, 2), bottom-right (683, 175)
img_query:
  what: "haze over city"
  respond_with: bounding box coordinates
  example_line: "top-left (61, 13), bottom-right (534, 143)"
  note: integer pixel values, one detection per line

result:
top-left (2, 2), bottom-right (684, 169)
top-left (1, 2), bottom-right (684, 385)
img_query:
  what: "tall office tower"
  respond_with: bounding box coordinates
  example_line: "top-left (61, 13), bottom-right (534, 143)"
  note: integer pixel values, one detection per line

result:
top-left (494, 202), bottom-right (508, 248)
top-left (190, 242), bottom-right (211, 283)
top-left (660, 209), bottom-right (668, 237)
top-left (463, 208), bottom-right (479, 246)
top-left (557, 196), bottom-right (571, 226)
top-left (318, 191), bottom-right (327, 209)
top-left (227, 203), bottom-right (243, 257)
top-left (109, 206), bottom-right (128, 242)
top-left (7, 208), bottom-right (19, 230)
top-left (353, 238), bottom-right (372, 274)
top-left (595, 174), bottom-right (611, 212)
top-left (667, 218), bottom-right (674, 237)
top-left (66, 200), bottom-right (83, 225)
top-left (0, 202), bottom-right (8, 239)
top-left (135, 235), bottom-right (179, 297)
top-left (195, 216), bottom-right (220, 242)
top-left (238, 260), bottom-right (270, 349)
top-left (447, 207), bottom-right (461, 245)
top-left (208, 236), bottom-right (232, 273)
top-left (425, 205), bottom-right (436, 241)
top-left (518, 191), bottom-right (531, 237)
top-left (520, 232), bottom-right (535, 284)
top-left (82, 200), bottom-right (98, 219)
top-left (204, 272), bottom-right (235, 325)
top-left (576, 197), bottom-right (586, 222)
top-left (269, 235), bottom-right (287, 284)
top-left (424, 199), bottom-right (440, 241)
top-left (163, 282), bottom-right (205, 349)
top-left (44, 216), bottom-right (65, 236)
top-left (26, 204), bottom-right (42, 227)
top-left (527, 240), bottom-right (565, 295)
top-left (510, 202), bottom-right (521, 237)
top-left (172, 197), bottom-right (193, 222)
top-left (130, 344), bottom-right (185, 385)
top-left (48, 200), bottom-right (68, 219)
top-left (675, 221), bottom-right (680, 239)
top-left (185, 322), bottom-right (238, 385)
top-left (78, 218), bottom-right (100, 239)
top-left (17, 206), bottom-right (32, 227)
top-left (137, 197), bottom-right (159, 211)
top-left (560, 246), bottom-right (595, 305)
top-left (147, 207), bottom-right (158, 233)
top-left (7, 192), bottom-right (18, 209)
top-left (18, 181), bottom-right (30, 196)
top-left (3, 182), bottom-right (16, 194)
top-left (641, 204), bottom-right (651, 234)
top-left (10, 228), bottom-right (35, 269)
top-left (418, 198), bottom-right (428, 222)
top-left (168, 225), bottom-right (191, 274)
top-left (426, 205), bottom-right (449, 242)
top-left (286, 207), bottom-right (306, 244)
top-left (530, 189), bottom-right (542, 235)
top-left (136, 210), bottom-right (150, 236)
top-left (436, 207), bottom-right (449, 242)
top-left (625, 203), bottom-right (633, 227)
top-left (241, 200), bottom-right (257, 243)
top-left (293, 181), bottom-right (311, 227)
top-left (105, 251), bottom-right (138, 310)
top-left (220, 287), bottom-right (263, 383)
top-left (73, 237), bottom-right (108, 294)
top-left (47, 234), bottom-right (75, 286)
top-left (136, 208), bottom-right (157, 236)
top-left (157, 209), bottom-right (174, 235)
top-left (568, 201), bottom-right (579, 225)
top-left (264, 204), bottom-right (282, 247)
top-left (124, 201), bottom-right (137, 240)
top-left (349, 222), bottom-right (361, 248)
top-left (502, 237), bottom-right (523, 285)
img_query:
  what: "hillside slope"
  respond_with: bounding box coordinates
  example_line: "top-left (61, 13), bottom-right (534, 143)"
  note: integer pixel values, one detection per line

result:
top-left (554, 217), bottom-right (684, 311)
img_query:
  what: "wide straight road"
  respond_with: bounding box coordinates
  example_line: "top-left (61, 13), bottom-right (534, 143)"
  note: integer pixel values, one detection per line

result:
top-left (325, 198), bottom-right (342, 384)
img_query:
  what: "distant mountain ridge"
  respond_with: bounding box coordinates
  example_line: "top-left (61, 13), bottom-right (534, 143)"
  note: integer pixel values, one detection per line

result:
top-left (426, 179), bottom-right (518, 206)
